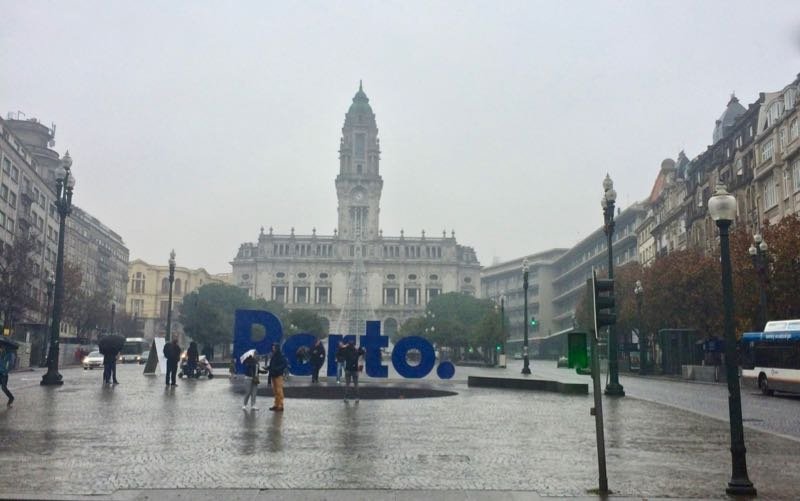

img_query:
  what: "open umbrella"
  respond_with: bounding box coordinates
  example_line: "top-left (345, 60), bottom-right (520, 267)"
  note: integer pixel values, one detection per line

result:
top-left (98, 334), bottom-right (125, 355)
top-left (239, 349), bottom-right (257, 363)
top-left (0, 337), bottom-right (19, 351)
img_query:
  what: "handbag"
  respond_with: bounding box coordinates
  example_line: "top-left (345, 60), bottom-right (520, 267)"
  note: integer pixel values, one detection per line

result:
top-left (252, 375), bottom-right (260, 385)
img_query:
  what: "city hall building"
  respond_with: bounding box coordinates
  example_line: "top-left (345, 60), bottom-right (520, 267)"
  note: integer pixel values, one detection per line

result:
top-left (231, 84), bottom-right (481, 338)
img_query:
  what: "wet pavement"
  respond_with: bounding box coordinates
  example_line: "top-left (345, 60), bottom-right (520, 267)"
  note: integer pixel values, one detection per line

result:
top-left (0, 364), bottom-right (799, 499)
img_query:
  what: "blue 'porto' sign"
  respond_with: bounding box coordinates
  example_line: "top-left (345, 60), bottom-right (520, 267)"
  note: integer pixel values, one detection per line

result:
top-left (233, 309), bottom-right (455, 379)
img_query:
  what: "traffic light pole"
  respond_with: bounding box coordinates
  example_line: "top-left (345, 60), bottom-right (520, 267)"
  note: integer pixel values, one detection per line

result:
top-left (590, 330), bottom-right (608, 494)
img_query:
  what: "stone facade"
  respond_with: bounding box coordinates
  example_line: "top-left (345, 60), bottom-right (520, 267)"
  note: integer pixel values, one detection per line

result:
top-left (127, 259), bottom-right (225, 343)
top-left (231, 84), bottom-right (481, 338)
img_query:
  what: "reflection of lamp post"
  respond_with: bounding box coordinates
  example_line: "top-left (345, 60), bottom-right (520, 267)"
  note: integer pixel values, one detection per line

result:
top-left (41, 152), bottom-right (75, 386)
top-left (39, 271), bottom-right (55, 367)
top-left (500, 294), bottom-right (506, 355)
top-left (165, 250), bottom-right (176, 342)
top-left (748, 234), bottom-right (769, 331)
top-left (709, 183), bottom-right (756, 497)
top-left (522, 258), bottom-right (531, 375)
top-left (110, 302), bottom-right (116, 335)
top-left (634, 280), bottom-right (645, 374)
top-left (602, 173), bottom-right (624, 396)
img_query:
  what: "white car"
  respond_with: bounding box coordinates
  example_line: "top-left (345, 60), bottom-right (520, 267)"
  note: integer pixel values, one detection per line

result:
top-left (83, 351), bottom-right (104, 370)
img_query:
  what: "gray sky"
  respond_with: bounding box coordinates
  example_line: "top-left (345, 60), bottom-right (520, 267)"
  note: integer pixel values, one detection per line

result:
top-left (2, 1), bottom-right (799, 274)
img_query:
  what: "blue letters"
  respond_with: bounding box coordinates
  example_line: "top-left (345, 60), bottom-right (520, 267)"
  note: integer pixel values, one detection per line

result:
top-left (233, 309), bottom-right (454, 379)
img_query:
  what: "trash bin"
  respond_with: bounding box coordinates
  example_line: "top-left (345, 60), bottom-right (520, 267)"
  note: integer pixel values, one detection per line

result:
top-left (498, 354), bottom-right (507, 368)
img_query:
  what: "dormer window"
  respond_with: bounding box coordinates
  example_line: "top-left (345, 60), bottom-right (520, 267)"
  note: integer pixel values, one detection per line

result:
top-left (357, 164), bottom-right (363, 174)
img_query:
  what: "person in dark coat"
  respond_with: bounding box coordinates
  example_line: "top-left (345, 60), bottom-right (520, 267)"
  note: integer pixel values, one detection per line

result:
top-left (163, 338), bottom-right (181, 386)
top-left (341, 341), bottom-right (365, 402)
top-left (266, 343), bottom-right (287, 412)
top-left (0, 344), bottom-right (16, 406)
top-left (186, 341), bottom-right (199, 376)
top-left (100, 343), bottom-right (120, 385)
top-left (309, 339), bottom-right (326, 383)
top-left (335, 341), bottom-right (346, 383)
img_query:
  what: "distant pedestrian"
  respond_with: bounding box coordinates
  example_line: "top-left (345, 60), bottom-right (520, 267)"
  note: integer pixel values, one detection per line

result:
top-left (335, 341), bottom-right (346, 384)
top-left (0, 344), bottom-right (16, 407)
top-left (310, 339), bottom-right (326, 383)
top-left (341, 341), bottom-right (365, 402)
top-left (267, 343), bottom-right (287, 412)
top-left (163, 338), bottom-right (181, 386)
top-left (186, 341), bottom-right (199, 376)
top-left (242, 354), bottom-right (266, 410)
top-left (100, 343), bottom-right (120, 385)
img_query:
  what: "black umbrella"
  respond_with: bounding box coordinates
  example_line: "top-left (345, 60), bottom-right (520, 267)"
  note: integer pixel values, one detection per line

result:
top-left (98, 334), bottom-right (125, 355)
top-left (0, 337), bottom-right (19, 351)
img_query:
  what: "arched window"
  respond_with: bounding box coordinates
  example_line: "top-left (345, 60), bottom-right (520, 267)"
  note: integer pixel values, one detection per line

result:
top-left (132, 272), bottom-right (145, 294)
top-left (161, 277), bottom-right (170, 293)
top-left (174, 278), bottom-right (182, 295)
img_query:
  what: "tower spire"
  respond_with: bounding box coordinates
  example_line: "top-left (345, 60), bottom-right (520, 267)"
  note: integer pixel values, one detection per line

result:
top-left (359, 79), bottom-right (363, 92)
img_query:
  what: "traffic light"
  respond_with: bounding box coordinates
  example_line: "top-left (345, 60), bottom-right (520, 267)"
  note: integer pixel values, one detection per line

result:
top-left (568, 331), bottom-right (589, 370)
top-left (495, 343), bottom-right (502, 352)
top-left (530, 316), bottom-right (538, 328)
top-left (592, 271), bottom-right (616, 330)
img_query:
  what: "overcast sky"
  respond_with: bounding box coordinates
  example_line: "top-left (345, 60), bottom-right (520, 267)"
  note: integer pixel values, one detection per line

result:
top-left (2, 1), bottom-right (799, 274)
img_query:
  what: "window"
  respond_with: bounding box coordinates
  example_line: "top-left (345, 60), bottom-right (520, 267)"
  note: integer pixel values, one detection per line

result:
top-left (0, 211), bottom-right (5, 229)
top-left (8, 192), bottom-right (15, 208)
top-left (1, 158), bottom-right (9, 174)
top-left (315, 286), bottom-right (331, 304)
top-left (294, 286), bottom-right (309, 304)
top-left (386, 273), bottom-right (396, 280)
top-left (10, 165), bottom-right (18, 182)
top-left (405, 288), bottom-right (419, 305)
top-left (383, 287), bottom-right (399, 305)
top-left (0, 184), bottom-right (8, 201)
top-left (174, 278), bottom-right (182, 295)
top-left (298, 272), bottom-right (307, 278)
top-left (408, 274), bottom-right (417, 280)
top-left (319, 272), bottom-right (329, 279)
top-left (429, 274), bottom-right (439, 281)
top-left (354, 133), bottom-right (366, 158)
top-left (276, 272), bottom-right (285, 278)
top-left (272, 286), bottom-right (287, 303)
top-left (779, 128), bottom-right (787, 151)
top-left (426, 288), bottom-right (441, 302)
top-left (132, 272), bottom-right (145, 293)
top-left (761, 139), bottom-right (774, 163)
top-left (791, 119), bottom-right (800, 141)
top-left (161, 277), bottom-right (170, 293)
top-left (793, 159), bottom-right (800, 192)
top-left (131, 299), bottom-right (144, 316)
top-left (764, 175), bottom-right (777, 210)
top-left (786, 88), bottom-right (797, 109)
top-left (159, 300), bottom-right (171, 318)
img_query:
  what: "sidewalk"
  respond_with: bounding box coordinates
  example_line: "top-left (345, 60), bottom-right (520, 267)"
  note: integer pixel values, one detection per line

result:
top-left (0, 365), bottom-right (797, 499)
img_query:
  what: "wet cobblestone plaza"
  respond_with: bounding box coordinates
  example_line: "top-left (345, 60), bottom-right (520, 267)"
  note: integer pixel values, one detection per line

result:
top-left (1, 364), bottom-right (799, 499)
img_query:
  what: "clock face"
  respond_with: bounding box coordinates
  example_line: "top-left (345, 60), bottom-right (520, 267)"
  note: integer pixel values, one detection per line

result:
top-left (354, 191), bottom-right (364, 201)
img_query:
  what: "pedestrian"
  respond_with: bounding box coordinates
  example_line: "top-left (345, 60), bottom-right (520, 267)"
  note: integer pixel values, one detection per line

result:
top-left (267, 343), bottom-right (287, 412)
top-left (335, 341), bottom-right (346, 384)
top-left (0, 344), bottom-right (16, 407)
top-left (163, 338), bottom-right (181, 386)
top-left (310, 339), bottom-right (326, 383)
top-left (186, 341), bottom-right (199, 377)
top-left (341, 340), bottom-right (365, 402)
top-left (100, 343), bottom-right (120, 385)
top-left (242, 354), bottom-right (266, 410)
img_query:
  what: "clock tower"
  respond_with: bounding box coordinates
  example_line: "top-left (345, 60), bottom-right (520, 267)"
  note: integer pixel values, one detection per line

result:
top-left (336, 81), bottom-right (383, 241)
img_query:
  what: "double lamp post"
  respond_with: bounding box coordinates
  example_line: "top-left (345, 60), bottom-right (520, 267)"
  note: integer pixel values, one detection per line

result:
top-left (601, 174), bottom-right (624, 396)
top-left (749, 233), bottom-right (769, 331)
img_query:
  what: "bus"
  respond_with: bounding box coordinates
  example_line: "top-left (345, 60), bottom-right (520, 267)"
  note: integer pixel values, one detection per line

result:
top-left (119, 337), bottom-right (149, 364)
top-left (740, 320), bottom-right (800, 396)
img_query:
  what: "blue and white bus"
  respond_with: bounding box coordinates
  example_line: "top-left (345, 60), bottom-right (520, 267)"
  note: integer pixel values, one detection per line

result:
top-left (740, 320), bottom-right (800, 396)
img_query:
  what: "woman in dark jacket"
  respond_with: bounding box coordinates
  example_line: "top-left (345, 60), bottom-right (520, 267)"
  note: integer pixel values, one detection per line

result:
top-left (267, 344), bottom-right (287, 411)
top-left (309, 339), bottom-right (326, 383)
top-left (186, 342), bottom-right (199, 375)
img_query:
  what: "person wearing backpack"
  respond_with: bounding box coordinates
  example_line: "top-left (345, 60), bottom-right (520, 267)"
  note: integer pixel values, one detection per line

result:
top-left (0, 344), bottom-right (16, 407)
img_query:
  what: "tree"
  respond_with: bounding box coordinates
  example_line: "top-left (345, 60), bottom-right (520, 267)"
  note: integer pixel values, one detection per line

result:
top-left (423, 292), bottom-right (496, 355)
top-left (0, 231), bottom-right (38, 330)
top-left (180, 283), bottom-right (255, 351)
top-left (397, 316), bottom-right (427, 342)
top-left (285, 309), bottom-right (328, 338)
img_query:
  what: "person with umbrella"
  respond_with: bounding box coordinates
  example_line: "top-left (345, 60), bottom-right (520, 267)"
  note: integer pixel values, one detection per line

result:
top-left (98, 335), bottom-right (124, 385)
top-left (266, 343), bottom-right (287, 412)
top-left (341, 340), bottom-right (365, 402)
top-left (163, 338), bottom-right (181, 386)
top-left (0, 339), bottom-right (18, 406)
top-left (240, 349), bottom-right (266, 410)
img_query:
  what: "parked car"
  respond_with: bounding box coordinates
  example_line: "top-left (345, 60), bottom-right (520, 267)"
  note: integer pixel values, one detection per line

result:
top-left (557, 356), bottom-right (568, 368)
top-left (83, 351), bottom-right (104, 370)
top-left (513, 352), bottom-right (523, 360)
top-left (139, 350), bottom-right (149, 364)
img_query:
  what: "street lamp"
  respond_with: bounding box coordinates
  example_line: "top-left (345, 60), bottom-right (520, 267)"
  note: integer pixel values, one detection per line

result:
top-left (748, 234), bottom-right (769, 331)
top-left (634, 280), bottom-right (646, 374)
top-left (601, 174), bottom-right (624, 396)
top-left (39, 271), bottom-right (55, 367)
top-left (708, 183), bottom-right (757, 497)
top-left (110, 302), bottom-right (116, 335)
top-left (41, 152), bottom-right (75, 386)
top-left (165, 250), bottom-right (176, 342)
top-left (499, 294), bottom-right (506, 355)
top-left (521, 258), bottom-right (531, 375)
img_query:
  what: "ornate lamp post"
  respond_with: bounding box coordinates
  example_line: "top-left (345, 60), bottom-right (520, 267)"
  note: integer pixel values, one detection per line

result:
top-left (41, 152), bottom-right (75, 386)
top-left (748, 234), bottom-right (769, 331)
top-left (708, 183), bottom-right (757, 497)
top-left (602, 174), bottom-right (624, 396)
top-left (521, 258), bottom-right (531, 375)
top-left (634, 280), bottom-right (645, 374)
top-left (165, 250), bottom-right (176, 342)
top-left (39, 271), bottom-right (55, 367)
